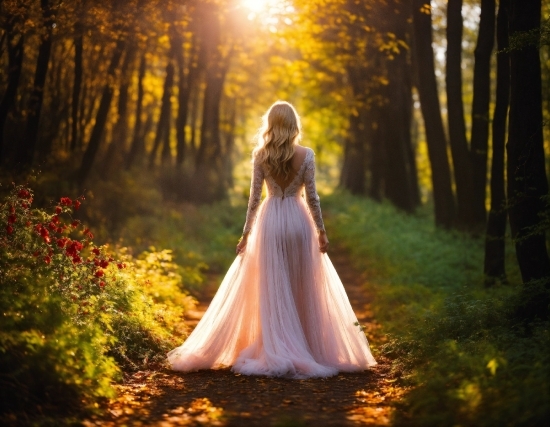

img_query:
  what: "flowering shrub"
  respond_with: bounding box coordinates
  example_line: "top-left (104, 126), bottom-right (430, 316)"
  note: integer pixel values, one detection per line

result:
top-left (0, 184), bottom-right (195, 419)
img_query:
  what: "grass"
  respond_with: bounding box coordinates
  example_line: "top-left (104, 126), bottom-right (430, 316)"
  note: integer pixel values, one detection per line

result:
top-left (322, 191), bottom-right (549, 427)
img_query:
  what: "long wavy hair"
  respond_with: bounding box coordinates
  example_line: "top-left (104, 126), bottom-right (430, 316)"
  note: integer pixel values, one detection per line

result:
top-left (253, 101), bottom-right (302, 179)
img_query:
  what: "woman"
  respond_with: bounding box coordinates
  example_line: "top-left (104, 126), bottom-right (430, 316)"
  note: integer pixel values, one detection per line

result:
top-left (168, 101), bottom-right (376, 378)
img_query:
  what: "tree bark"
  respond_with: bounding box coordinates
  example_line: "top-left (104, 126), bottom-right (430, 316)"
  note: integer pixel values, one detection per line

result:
top-left (446, 0), bottom-right (474, 228)
top-left (0, 26), bottom-right (24, 164)
top-left (76, 38), bottom-right (126, 185)
top-left (412, 0), bottom-right (455, 227)
top-left (383, 0), bottom-right (419, 212)
top-left (470, 0), bottom-right (496, 228)
top-left (149, 57), bottom-right (175, 169)
top-left (103, 45), bottom-right (135, 175)
top-left (507, 0), bottom-right (550, 318)
top-left (16, 0), bottom-right (54, 167)
top-left (71, 26), bottom-right (83, 151)
top-left (484, 0), bottom-right (510, 284)
top-left (126, 52), bottom-right (147, 170)
top-left (192, 5), bottom-right (229, 201)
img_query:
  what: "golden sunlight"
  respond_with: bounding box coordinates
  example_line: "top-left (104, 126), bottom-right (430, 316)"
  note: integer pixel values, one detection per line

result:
top-left (242, 0), bottom-right (270, 13)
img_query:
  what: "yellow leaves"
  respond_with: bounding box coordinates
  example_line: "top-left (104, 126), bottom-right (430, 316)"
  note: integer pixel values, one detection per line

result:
top-left (486, 357), bottom-right (507, 376)
top-left (420, 3), bottom-right (432, 15)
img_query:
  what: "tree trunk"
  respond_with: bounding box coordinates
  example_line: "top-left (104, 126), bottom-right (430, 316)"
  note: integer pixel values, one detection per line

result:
top-left (71, 27), bottom-right (83, 151)
top-left (484, 0), bottom-right (510, 285)
top-left (383, 0), bottom-right (419, 212)
top-left (103, 45), bottom-right (135, 175)
top-left (76, 38), bottom-right (126, 185)
top-left (149, 58), bottom-right (175, 168)
top-left (507, 0), bottom-right (550, 318)
top-left (470, 0), bottom-right (496, 229)
top-left (412, 0), bottom-right (455, 227)
top-left (16, 0), bottom-right (53, 167)
top-left (126, 52), bottom-right (146, 170)
top-left (340, 110), bottom-right (367, 194)
top-left (446, 0), bottom-right (474, 228)
top-left (192, 5), bottom-right (229, 201)
top-left (172, 30), bottom-right (199, 169)
top-left (0, 27), bottom-right (24, 164)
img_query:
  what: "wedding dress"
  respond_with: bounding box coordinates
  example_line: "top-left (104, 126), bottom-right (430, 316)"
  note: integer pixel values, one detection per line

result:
top-left (168, 147), bottom-right (376, 378)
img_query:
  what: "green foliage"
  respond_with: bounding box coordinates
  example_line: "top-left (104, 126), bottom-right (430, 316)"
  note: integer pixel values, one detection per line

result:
top-left (322, 191), bottom-right (549, 427)
top-left (0, 184), bottom-right (195, 420)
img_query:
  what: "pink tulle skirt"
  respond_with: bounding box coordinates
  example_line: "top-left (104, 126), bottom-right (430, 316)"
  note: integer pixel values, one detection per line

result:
top-left (167, 195), bottom-right (376, 378)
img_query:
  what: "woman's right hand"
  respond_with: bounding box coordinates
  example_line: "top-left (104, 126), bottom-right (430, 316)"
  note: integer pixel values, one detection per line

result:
top-left (318, 231), bottom-right (329, 253)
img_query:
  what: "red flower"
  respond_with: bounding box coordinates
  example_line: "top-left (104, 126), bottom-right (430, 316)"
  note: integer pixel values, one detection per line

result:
top-left (9, 206), bottom-right (15, 214)
top-left (6, 225), bottom-right (14, 235)
top-left (22, 202), bottom-right (28, 209)
top-left (55, 206), bottom-right (62, 214)
top-left (43, 235), bottom-right (51, 244)
top-left (48, 222), bottom-right (57, 230)
top-left (92, 247), bottom-right (100, 256)
top-left (95, 269), bottom-right (104, 278)
top-left (72, 255), bottom-right (82, 264)
top-left (33, 251), bottom-right (40, 257)
top-left (100, 259), bottom-right (109, 268)
top-left (57, 238), bottom-right (68, 248)
top-left (66, 240), bottom-right (83, 257)
top-left (73, 200), bottom-right (81, 210)
top-left (8, 214), bottom-right (16, 224)
top-left (117, 262), bottom-right (126, 269)
top-left (60, 197), bottom-right (72, 206)
top-left (44, 255), bottom-right (51, 264)
top-left (56, 227), bottom-right (63, 233)
top-left (52, 215), bottom-right (60, 224)
top-left (99, 281), bottom-right (106, 288)
top-left (82, 228), bottom-right (93, 239)
top-left (18, 189), bottom-right (30, 199)
top-left (71, 220), bottom-right (79, 228)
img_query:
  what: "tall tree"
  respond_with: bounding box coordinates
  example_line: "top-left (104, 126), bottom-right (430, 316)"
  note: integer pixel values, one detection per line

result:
top-left (507, 0), bottom-right (550, 317)
top-left (193, 3), bottom-right (230, 201)
top-left (0, 16), bottom-right (24, 163)
top-left (412, 0), bottom-right (455, 227)
top-left (148, 48), bottom-right (175, 168)
top-left (75, 38), bottom-right (126, 185)
top-left (446, 0), bottom-right (473, 228)
top-left (383, 0), bottom-right (420, 212)
top-left (126, 52), bottom-right (147, 170)
top-left (484, 0), bottom-right (510, 285)
top-left (71, 16), bottom-right (83, 151)
top-left (16, 0), bottom-right (55, 167)
top-left (469, 0), bottom-right (496, 228)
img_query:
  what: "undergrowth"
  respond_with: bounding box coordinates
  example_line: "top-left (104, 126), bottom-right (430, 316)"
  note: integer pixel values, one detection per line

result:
top-left (0, 183), bottom-right (196, 423)
top-left (322, 191), bottom-right (550, 427)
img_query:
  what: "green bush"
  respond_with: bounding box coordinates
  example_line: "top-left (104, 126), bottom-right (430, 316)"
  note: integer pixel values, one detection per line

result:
top-left (322, 191), bottom-right (550, 427)
top-left (0, 184), bottom-right (195, 421)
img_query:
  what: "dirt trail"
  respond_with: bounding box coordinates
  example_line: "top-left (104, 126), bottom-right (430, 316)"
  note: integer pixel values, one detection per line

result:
top-left (88, 249), bottom-right (403, 426)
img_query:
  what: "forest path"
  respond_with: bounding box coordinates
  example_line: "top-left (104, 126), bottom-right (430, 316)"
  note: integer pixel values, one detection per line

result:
top-left (90, 248), bottom-right (403, 426)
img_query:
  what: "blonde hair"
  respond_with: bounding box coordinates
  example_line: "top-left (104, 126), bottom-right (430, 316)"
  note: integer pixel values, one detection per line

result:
top-left (253, 101), bottom-right (302, 179)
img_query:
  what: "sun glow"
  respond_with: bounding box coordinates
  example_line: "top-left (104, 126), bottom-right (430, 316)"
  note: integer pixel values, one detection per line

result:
top-left (241, 0), bottom-right (295, 29)
top-left (242, 0), bottom-right (270, 13)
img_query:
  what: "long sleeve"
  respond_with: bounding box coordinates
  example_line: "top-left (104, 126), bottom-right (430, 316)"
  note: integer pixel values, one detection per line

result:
top-left (242, 158), bottom-right (265, 235)
top-left (303, 152), bottom-right (326, 233)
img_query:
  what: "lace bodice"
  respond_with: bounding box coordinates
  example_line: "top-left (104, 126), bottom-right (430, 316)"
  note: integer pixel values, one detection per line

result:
top-left (243, 147), bottom-right (325, 235)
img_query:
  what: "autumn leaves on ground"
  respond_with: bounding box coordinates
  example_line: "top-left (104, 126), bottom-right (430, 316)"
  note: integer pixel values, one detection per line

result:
top-left (91, 249), bottom-right (403, 427)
